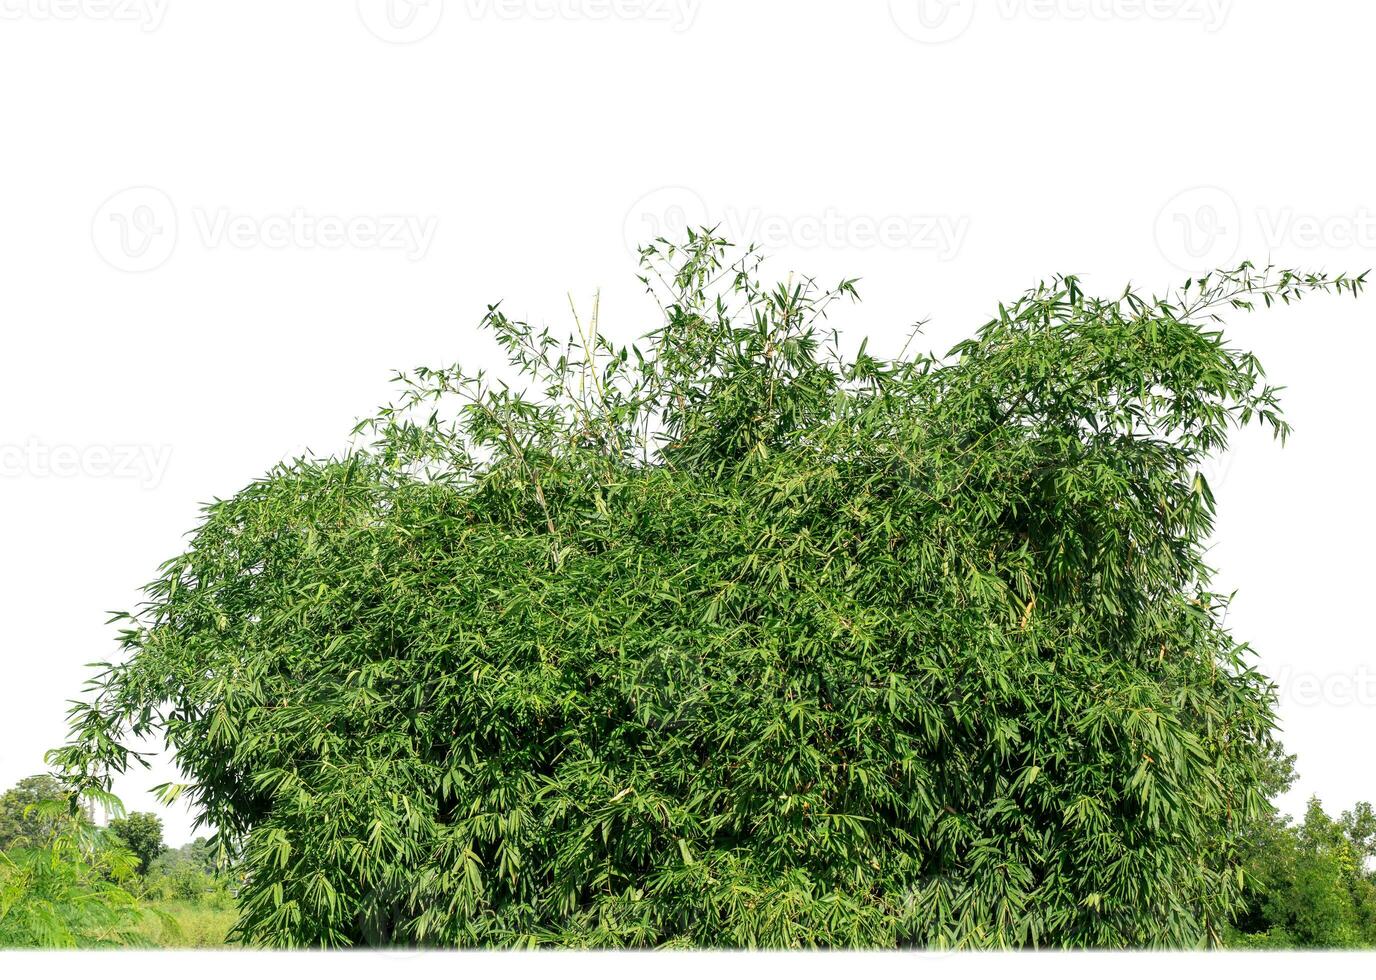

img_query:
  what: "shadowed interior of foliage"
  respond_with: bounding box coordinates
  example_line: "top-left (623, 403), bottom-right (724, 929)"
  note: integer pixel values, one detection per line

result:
top-left (47, 233), bottom-right (1366, 948)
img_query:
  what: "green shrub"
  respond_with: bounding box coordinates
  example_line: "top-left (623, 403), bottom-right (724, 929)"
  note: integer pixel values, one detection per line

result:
top-left (52, 236), bottom-right (1365, 948)
top-left (108, 811), bottom-right (166, 876)
top-left (0, 775), bottom-right (70, 851)
top-left (0, 805), bottom-right (144, 948)
top-left (144, 838), bottom-right (237, 905)
top-left (1229, 796), bottom-right (1376, 948)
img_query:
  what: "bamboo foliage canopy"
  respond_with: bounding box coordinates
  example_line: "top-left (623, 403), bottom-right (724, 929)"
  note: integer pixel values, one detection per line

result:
top-left (52, 234), bottom-right (1366, 948)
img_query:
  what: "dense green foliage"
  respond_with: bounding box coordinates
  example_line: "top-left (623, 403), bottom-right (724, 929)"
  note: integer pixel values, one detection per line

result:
top-left (4, 768), bottom-right (1363, 950)
top-left (52, 236), bottom-right (1365, 948)
top-left (144, 837), bottom-right (229, 902)
top-left (1230, 791), bottom-right (1376, 948)
top-left (108, 812), bottom-right (166, 876)
top-left (0, 777), bottom-right (237, 948)
top-left (0, 775), bottom-right (67, 851)
top-left (0, 800), bottom-right (144, 947)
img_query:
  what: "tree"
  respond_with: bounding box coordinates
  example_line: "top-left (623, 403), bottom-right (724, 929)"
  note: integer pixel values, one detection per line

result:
top-left (1229, 796), bottom-right (1376, 947)
top-left (51, 234), bottom-right (1366, 948)
top-left (1341, 801), bottom-right (1376, 861)
top-left (153, 837), bottom-right (221, 877)
top-left (0, 775), bottom-right (71, 851)
top-left (107, 812), bottom-right (165, 876)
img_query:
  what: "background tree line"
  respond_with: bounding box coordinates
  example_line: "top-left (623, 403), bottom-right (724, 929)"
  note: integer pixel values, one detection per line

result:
top-left (0, 775), bottom-right (237, 947)
top-left (2, 762), bottom-right (1372, 948)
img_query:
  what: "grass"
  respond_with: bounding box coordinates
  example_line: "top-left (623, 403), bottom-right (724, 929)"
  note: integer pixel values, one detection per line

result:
top-left (135, 899), bottom-right (239, 948)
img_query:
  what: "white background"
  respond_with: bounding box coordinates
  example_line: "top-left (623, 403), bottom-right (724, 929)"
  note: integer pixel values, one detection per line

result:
top-left (1, 0), bottom-right (1373, 856)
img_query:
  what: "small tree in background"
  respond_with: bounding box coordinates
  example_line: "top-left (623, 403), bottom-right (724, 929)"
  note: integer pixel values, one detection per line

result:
top-left (0, 796), bottom-right (143, 947)
top-left (145, 838), bottom-right (235, 904)
top-left (0, 775), bottom-right (72, 850)
top-left (107, 812), bottom-right (165, 877)
top-left (1230, 795), bottom-right (1376, 947)
top-left (51, 235), bottom-right (1366, 948)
